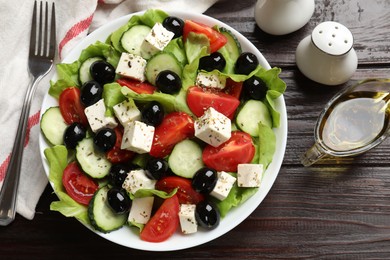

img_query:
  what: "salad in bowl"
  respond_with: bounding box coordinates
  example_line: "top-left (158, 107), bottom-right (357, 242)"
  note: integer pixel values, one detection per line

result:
top-left (39, 9), bottom-right (287, 250)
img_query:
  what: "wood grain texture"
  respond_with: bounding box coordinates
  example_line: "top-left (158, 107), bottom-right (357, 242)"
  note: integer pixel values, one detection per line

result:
top-left (206, 0), bottom-right (390, 67)
top-left (1, 0), bottom-right (390, 259)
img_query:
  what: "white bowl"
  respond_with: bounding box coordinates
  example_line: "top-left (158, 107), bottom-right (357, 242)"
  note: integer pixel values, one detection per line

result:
top-left (39, 10), bottom-right (288, 251)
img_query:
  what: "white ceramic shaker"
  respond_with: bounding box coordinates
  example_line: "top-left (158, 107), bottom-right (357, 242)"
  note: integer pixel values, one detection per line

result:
top-left (295, 21), bottom-right (358, 85)
top-left (254, 0), bottom-right (315, 35)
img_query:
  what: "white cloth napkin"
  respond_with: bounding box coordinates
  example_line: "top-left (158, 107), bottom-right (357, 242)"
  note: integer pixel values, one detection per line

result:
top-left (0, 0), bottom-right (218, 220)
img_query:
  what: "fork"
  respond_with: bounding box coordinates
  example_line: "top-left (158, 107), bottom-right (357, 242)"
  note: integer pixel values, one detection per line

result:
top-left (0, 0), bottom-right (56, 226)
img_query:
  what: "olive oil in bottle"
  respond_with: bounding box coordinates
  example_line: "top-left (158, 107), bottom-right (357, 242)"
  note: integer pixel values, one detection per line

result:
top-left (319, 91), bottom-right (390, 152)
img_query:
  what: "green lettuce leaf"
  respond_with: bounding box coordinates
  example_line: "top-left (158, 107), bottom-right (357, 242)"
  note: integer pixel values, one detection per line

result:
top-left (257, 67), bottom-right (286, 128)
top-left (213, 173), bottom-right (258, 218)
top-left (49, 78), bottom-right (75, 100)
top-left (257, 122), bottom-right (276, 168)
top-left (102, 82), bottom-right (127, 117)
top-left (164, 37), bottom-right (188, 66)
top-left (131, 188), bottom-right (177, 199)
top-left (184, 32), bottom-right (210, 64)
top-left (182, 32), bottom-right (209, 91)
top-left (129, 221), bottom-right (144, 232)
top-left (131, 154), bottom-right (150, 168)
top-left (44, 145), bottom-right (90, 225)
top-left (121, 85), bottom-right (192, 115)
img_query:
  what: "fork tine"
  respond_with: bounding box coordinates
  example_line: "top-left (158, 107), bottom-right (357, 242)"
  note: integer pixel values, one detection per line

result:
top-left (43, 2), bottom-right (49, 57)
top-left (38, 1), bottom-right (43, 56)
top-left (29, 1), bottom-right (37, 56)
top-left (48, 2), bottom-right (56, 59)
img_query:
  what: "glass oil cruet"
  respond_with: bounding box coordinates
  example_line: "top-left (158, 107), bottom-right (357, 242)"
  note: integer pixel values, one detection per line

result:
top-left (301, 79), bottom-right (390, 166)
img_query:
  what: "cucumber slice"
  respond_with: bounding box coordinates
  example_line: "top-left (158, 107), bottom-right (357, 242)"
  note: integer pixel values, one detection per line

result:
top-left (219, 27), bottom-right (242, 63)
top-left (236, 100), bottom-right (272, 137)
top-left (168, 139), bottom-right (204, 179)
top-left (88, 186), bottom-right (127, 233)
top-left (145, 52), bottom-right (182, 86)
top-left (40, 107), bottom-right (68, 145)
top-left (120, 25), bottom-right (151, 56)
top-left (76, 138), bottom-right (112, 179)
top-left (79, 57), bottom-right (102, 85)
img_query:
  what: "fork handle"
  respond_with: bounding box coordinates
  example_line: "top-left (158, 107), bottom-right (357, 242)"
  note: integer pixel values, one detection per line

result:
top-left (0, 77), bottom-right (41, 226)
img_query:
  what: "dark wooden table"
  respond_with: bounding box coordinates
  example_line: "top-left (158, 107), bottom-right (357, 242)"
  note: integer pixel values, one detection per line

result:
top-left (2, 0), bottom-right (390, 259)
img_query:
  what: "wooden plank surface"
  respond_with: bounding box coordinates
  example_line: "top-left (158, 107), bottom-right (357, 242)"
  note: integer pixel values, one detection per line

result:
top-left (1, 0), bottom-right (390, 259)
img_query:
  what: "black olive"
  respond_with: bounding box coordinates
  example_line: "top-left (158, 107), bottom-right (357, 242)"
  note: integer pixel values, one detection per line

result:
top-left (63, 122), bottom-right (86, 149)
top-left (162, 16), bottom-right (184, 39)
top-left (90, 60), bottom-right (116, 85)
top-left (80, 80), bottom-right (103, 107)
top-left (93, 128), bottom-right (116, 152)
top-left (109, 163), bottom-right (136, 188)
top-left (199, 52), bottom-right (226, 72)
top-left (234, 52), bottom-right (259, 75)
top-left (195, 200), bottom-right (220, 230)
top-left (107, 187), bottom-right (131, 214)
top-left (155, 70), bottom-right (182, 94)
top-left (242, 76), bottom-right (268, 100)
top-left (141, 101), bottom-right (165, 127)
top-left (145, 158), bottom-right (169, 180)
top-left (192, 167), bottom-right (218, 194)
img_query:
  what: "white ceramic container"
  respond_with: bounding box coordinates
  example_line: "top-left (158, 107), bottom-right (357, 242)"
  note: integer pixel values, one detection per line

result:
top-left (295, 21), bottom-right (358, 85)
top-left (254, 0), bottom-right (315, 35)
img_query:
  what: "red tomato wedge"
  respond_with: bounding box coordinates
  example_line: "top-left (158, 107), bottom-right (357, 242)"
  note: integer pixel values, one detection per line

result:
top-left (156, 176), bottom-right (204, 204)
top-left (186, 86), bottom-right (240, 119)
top-left (117, 78), bottom-right (157, 94)
top-left (106, 126), bottom-right (134, 163)
top-left (183, 20), bottom-right (227, 53)
top-left (149, 112), bottom-right (195, 158)
top-left (140, 195), bottom-right (180, 243)
top-left (203, 131), bottom-right (256, 172)
top-left (224, 78), bottom-right (243, 99)
top-left (59, 87), bottom-right (88, 126)
top-left (62, 162), bottom-right (99, 206)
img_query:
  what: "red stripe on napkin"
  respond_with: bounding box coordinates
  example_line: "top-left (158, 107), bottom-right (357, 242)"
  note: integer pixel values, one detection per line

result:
top-left (0, 111), bottom-right (41, 182)
top-left (58, 14), bottom-right (94, 59)
top-left (24, 111), bottom-right (41, 146)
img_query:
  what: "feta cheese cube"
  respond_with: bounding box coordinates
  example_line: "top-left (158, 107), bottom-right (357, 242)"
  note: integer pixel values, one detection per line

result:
top-left (113, 99), bottom-right (141, 126)
top-left (210, 171), bottom-right (237, 201)
top-left (195, 107), bottom-right (231, 147)
top-left (115, 52), bottom-right (147, 82)
top-left (128, 196), bottom-right (154, 224)
top-left (196, 71), bottom-right (226, 90)
top-left (141, 23), bottom-right (174, 58)
top-left (122, 169), bottom-right (156, 194)
top-left (121, 121), bottom-right (155, 154)
top-left (84, 99), bottom-right (118, 133)
top-left (179, 204), bottom-right (198, 234)
top-left (237, 164), bottom-right (263, 187)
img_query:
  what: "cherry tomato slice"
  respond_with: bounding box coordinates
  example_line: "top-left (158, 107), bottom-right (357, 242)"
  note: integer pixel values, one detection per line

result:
top-left (203, 131), bottom-right (256, 172)
top-left (59, 87), bottom-right (88, 126)
top-left (156, 176), bottom-right (205, 204)
top-left (117, 78), bottom-right (157, 94)
top-left (149, 112), bottom-right (195, 158)
top-left (140, 195), bottom-right (180, 243)
top-left (62, 162), bottom-right (99, 205)
top-left (186, 86), bottom-right (240, 119)
top-left (106, 126), bottom-right (134, 163)
top-left (183, 20), bottom-right (227, 53)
